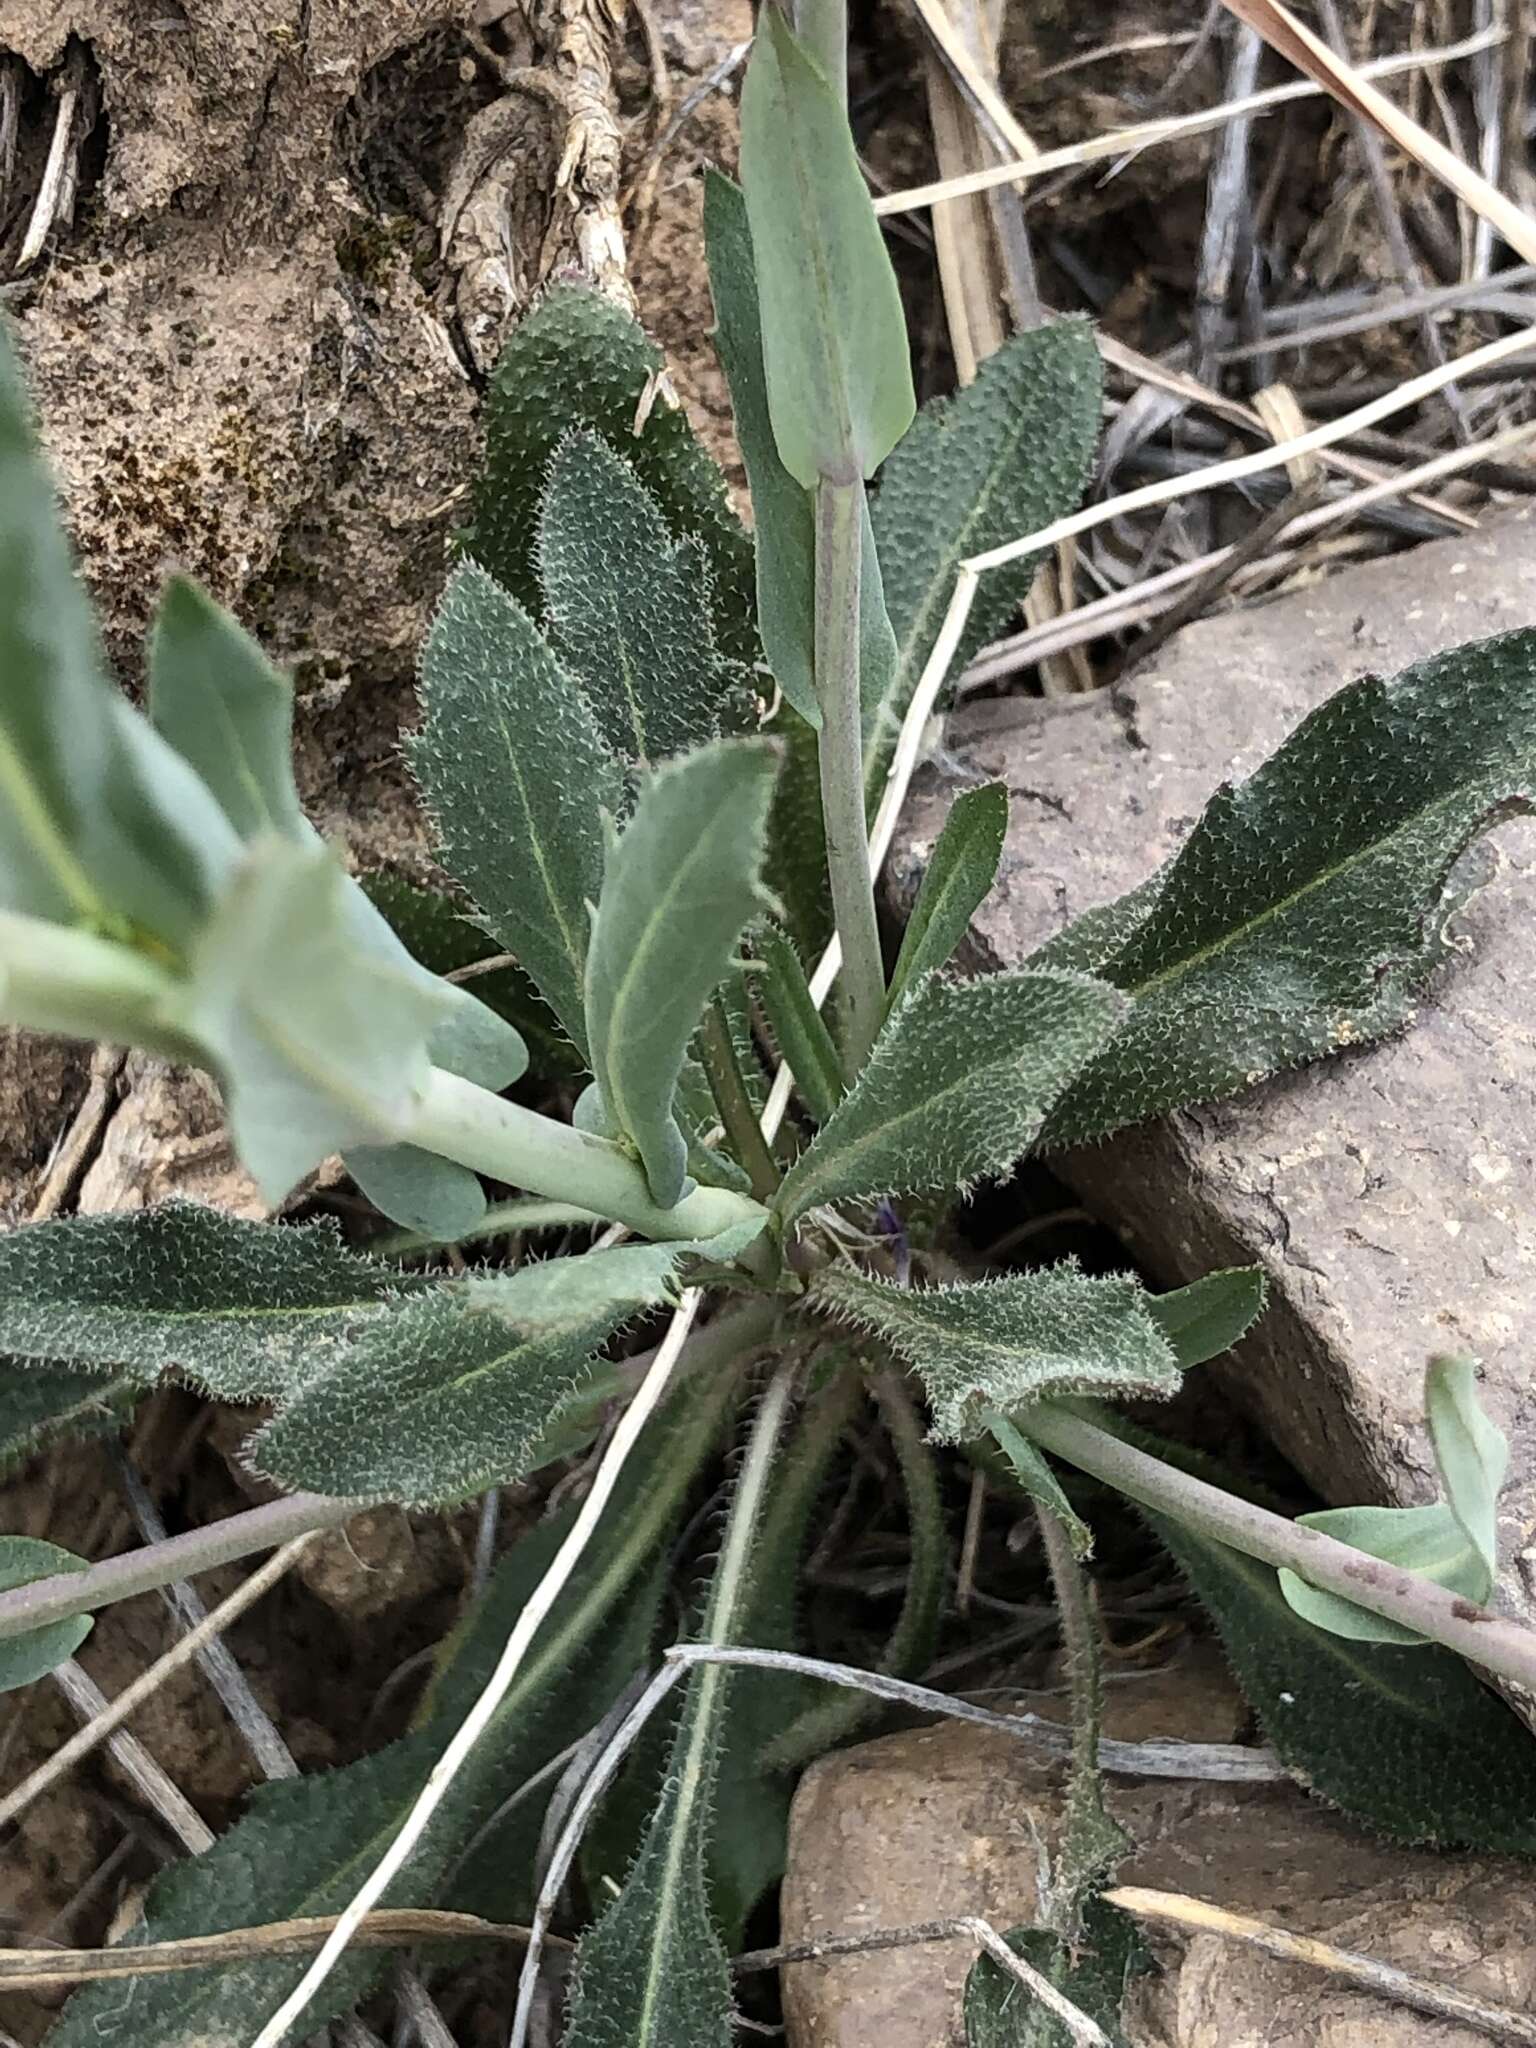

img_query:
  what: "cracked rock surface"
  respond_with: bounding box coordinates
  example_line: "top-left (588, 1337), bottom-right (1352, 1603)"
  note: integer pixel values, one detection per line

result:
top-left (891, 507), bottom-right (1536, 1635)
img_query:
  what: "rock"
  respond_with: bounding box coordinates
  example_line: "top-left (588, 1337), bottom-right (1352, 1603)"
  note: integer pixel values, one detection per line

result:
top-left (780, 1651), bottom-right (1536, 2046)
top-left (890, 508), bottom-right (1536, 1636)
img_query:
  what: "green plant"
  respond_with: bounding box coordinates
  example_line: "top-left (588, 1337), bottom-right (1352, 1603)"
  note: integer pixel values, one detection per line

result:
top-left (4, 6), bottom-right (1536, 2042)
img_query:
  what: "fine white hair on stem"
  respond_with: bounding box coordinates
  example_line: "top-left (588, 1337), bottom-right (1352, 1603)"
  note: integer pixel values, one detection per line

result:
top-left (249, 1288), bottom-right (704, 2048)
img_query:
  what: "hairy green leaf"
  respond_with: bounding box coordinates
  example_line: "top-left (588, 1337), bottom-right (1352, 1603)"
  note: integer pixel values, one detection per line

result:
top-left (0, 328), bottom-right (241, 945)
top-left (765, 705), bottom-right (833, 957)
top-left (1036, 630), bottom-right (1536, 1142)
top-left (813, 1264), bottom-right (1217, 1440)
top-left (148, 576), bottom-right (308, 845)
top-left (0, 1360), bottom-right (135, 1475)
top-left (763, 1370), bottom-right (947, 1769)
top-left (0, 1202), bottom-right (419, 1401)
top-left (413, 559), bottom-right (623, 1055)
top-left (751, 920), bottom-right (843, 1126)
top-left (1151, 1494), bottom-right (1536, 1851)
top-left (739, 10), bottom-right (914, 486)
top-left (702, 170), bottom-right (897, 727)
top-left (990, 1411), bottom-right (1092, 1559)
top-left (1279, 1355), bottom-right (1508, 1645)
top-left (776, 970), bottom-right (1123, 1224)
top-left (964, 1898), bottom-right (1141, 2048)
top-left (251, 1245), bottom-right (687, 1505)
top-left (887, 781), bottom-right (1008, 1010)
top-left (563, 1372), bottom-right (793, 2048)
top-left (539, 429), bottom-right (751, 766)
top-left (586, 740), bottom-right (778, 1207)
top-left (467, 285), bottom-right (754, 666)
top-left (867, 321), bottom-right (1103, 806)
top-left (0, 1536), bottom-right (91, 1691)
top-left (54, 1373), bottom-right (733, 2047)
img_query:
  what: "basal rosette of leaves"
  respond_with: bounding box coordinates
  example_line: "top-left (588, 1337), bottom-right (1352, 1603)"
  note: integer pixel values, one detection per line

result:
top-left (4, 6), bottom-right (1536, 2044)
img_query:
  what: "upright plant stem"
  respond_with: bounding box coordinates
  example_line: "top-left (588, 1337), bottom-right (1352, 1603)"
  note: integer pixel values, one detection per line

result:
top-left (815, 476), bottom-right (885, 1078)
top-left (1034, 1504), bottom-right (1124, 1931)
top-left (1024, 1402), bottom-right (1536, 1689)
top-left (699, 994), bottom-right (782, 1200)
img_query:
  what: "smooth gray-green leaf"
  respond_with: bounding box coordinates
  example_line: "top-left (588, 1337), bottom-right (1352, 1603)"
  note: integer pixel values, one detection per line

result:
top-left (467, 284), bottom-right (755, 666)
top-left (867, 321), bottom-right (1103, 807)
top-left (751, 920), bottom-right (843, 1125)
top-left (812, 1263), bottom-right (1187, 1441)
top-left (1035, 630), bottom-right (1536, 1142)
top-left (539, 429), bottom-right (749, 765)
top-left (1279, 1353), bottom-right (1508, 1645)
top-left (1142, 1266), bottom-right (1267, 1369)
top-left (0, 1202), bottom-right (419, 1401)
top-left (0, 327), bottom-right (241, 945)
top-left (363, 872), bottom-right (583, 1081)
top-left (0, 1537), bottom-right (91, 1691)
top-left (703, 170), bottom-right (898, 726)
top-left (180, 836), bottom-right (455, 1200)
top-left (739, 10), bottom-right (915, 487)
top-left (148, 576), bottom-right (308, 844)
top-left (887, 781), bottom-right (1007, 1010)
top-left (413, 559), bottom-right (623, 1056)
top-left (990, 1410), bottom-right (1092, 1559)
top-left (343, 1143), bottom-right (488, 1241)
top-left (342, 966), bottom-right (527, 1238)
top-left (1149, 1481), bottom-right (1536, 1850)
top-left (1426, 1352), bottom-right (1506, 1582)
top-left (1279, 1503), bottom-right (1491, 1646)
top-left (776, 970), bottom-right (1123, 1224)
top-left (252, 1246), bottom-right (686, 1505)
top-left (964, 1898), bottom-right (1140, 2048)
top-left (586, 740), bottom-right (778, 1207)
top-left (0, 1360), bottom-right (135, 1476)
top-left (50, 1412), bottom-right (715, 2048)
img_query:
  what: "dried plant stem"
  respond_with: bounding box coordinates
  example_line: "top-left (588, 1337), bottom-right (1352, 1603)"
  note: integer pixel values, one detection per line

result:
top-left (1023, 1404), bottom-right (1536, 1689)
top-left (250, 1289), bottom-right (705, 2048)
top-left (965, 1916), bottom-right (1111, 2047)
top-left (0, 1491), bottom-right (355, 1645)
top-left (815, 476), bottom-right (886, 1077)
top-left (666, 1644), bottom-right (1286, 1780)
top-left (0, 1536), bottom-right (315, 1831)
top-left (50, 1659), bottom-right (212, 1855)
top-left (873, 25), bottom-right (1504, 217)
top-left (0, 1910), bottom-right (557, 1992)
top-left (1105, 1887), bottom-right (1536, 2044)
